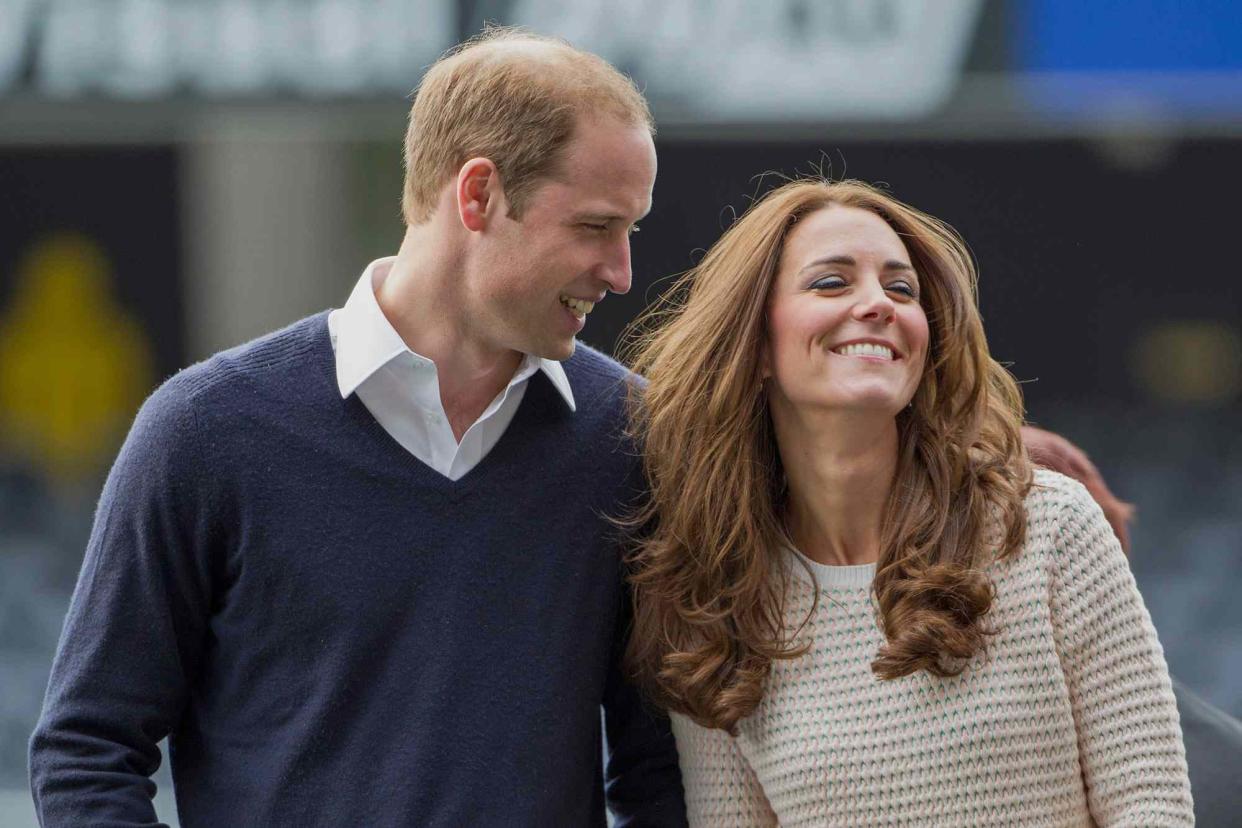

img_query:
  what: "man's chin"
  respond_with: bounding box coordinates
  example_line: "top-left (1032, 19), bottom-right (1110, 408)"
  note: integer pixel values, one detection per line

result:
top-left (545, 337), bottom-right (576, 362)
top-left (518, 334), bottom-right (577, 363)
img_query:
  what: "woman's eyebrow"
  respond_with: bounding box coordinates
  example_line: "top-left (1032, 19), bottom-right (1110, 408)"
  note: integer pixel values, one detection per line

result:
top-left (799, 255), bottom-right (855, 273)
top-left (799, 256), bottom-right (915, 273)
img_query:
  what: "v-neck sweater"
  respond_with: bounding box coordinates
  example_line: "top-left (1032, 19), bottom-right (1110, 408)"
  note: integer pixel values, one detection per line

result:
top-left (31, 312), bottom-right (685, 827)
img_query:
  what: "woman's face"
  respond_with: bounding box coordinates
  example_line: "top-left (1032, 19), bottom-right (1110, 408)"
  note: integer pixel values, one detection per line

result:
top-left (765, 204), bottom-right (929, 418)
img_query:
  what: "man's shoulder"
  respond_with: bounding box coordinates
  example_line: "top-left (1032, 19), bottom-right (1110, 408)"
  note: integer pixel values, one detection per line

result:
top-left (557, 343), bottom-right (646, 476)
top-left (167, 312), bottom-right (331, 408)
top-left (564, 340), bottom-right (641, 398)
top-left (123, 312), bottom-right (332, 476)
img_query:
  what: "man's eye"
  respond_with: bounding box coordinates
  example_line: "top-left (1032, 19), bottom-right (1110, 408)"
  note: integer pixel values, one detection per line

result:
top-left (810, 276), bottom-right (846, 290)
top-left (581, 223), bottom-right (608, 232)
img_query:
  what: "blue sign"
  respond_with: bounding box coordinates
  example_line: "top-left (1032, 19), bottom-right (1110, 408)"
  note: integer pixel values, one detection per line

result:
top-left (1013, 0), bottom-right (1242, 117)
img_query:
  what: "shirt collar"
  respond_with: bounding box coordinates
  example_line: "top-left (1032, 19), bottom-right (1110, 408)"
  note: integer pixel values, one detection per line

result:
top-left (333, 257), bottom-right (576, 411)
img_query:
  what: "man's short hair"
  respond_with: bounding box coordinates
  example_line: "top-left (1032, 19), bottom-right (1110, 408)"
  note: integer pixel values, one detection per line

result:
top-left (402, 26), bottom-right (654, 225)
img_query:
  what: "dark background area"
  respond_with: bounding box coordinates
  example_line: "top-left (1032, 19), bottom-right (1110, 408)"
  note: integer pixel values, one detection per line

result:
top-left (0, 148), bottom-right (185, 375)
top-left (588, 138), bottom-right (1242, 413)
top-left (2, 1), bottom-right (1239, 823)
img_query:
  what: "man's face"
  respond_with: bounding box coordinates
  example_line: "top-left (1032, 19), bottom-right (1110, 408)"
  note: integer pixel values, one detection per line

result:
top-left (467, 116), bottom-right (657, 361)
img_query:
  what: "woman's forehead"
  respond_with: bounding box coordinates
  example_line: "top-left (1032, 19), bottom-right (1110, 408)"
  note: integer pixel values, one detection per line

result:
top-left (782, 205), bottom-right (909, 267)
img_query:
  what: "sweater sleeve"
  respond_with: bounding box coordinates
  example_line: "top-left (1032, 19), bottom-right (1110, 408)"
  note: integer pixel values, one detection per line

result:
top-left (1045, 477), bottom-right (1195, 826)
top-left (669, 713), bottom-right (779, 828)
top-left (602, 581), bottom-right (689, 827)
top-left (29, 377), bottom-right (220, 827)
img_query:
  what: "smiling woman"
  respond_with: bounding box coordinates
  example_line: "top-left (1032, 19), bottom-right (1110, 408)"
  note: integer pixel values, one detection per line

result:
top-left (622, 179), bottom-right (1030, 713)
top-left (764, 205), bottom-right (930, 428)
top-left (620, 178), bottom-right (1193, 825)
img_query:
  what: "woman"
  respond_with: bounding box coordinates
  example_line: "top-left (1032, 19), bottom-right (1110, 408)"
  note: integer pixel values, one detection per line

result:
top-left (622, 179), bottom-right (1193, 825)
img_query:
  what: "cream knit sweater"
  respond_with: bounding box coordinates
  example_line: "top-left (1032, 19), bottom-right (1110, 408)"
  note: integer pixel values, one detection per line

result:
top-left (671, 470), bottom-right (1194, 826)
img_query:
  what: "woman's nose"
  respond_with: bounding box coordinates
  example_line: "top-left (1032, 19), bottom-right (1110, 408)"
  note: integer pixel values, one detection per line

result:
top-left (851, 284), bottom-right (896, 323)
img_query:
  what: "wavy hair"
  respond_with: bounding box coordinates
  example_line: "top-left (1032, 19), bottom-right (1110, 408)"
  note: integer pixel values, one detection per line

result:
top-left (620, 179), bottom-right (1032, 733)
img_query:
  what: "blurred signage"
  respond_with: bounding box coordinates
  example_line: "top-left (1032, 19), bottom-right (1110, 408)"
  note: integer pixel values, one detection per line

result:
top-left (0, 0), bottom-right (982, 119)
top-left (508, 0), bottom-right (984, 120)
top-left (0, 234), bottom-right (156, 484)
top-left (0, 148), bottom-right (181, 485)
top-left (1015, 0), bottom-right (1242, 118)
top-left (0, 0), bottom-right (454, 97)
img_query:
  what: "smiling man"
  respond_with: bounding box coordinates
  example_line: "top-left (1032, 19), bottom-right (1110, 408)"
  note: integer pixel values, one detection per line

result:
top-left (29, 28), bottom-right (682, 827)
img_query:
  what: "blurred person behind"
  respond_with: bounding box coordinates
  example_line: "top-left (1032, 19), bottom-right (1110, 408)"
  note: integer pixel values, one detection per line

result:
top-left (29, 27), bottom-right (685, 827)
top-left (622, 179), bottom-right (1193, 825)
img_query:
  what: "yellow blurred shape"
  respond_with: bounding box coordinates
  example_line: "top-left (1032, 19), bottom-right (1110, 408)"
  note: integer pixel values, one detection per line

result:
top-left (0, 233), bottom-right (155, 483)
top-left (1130, 320), bottom-right (1242, 406)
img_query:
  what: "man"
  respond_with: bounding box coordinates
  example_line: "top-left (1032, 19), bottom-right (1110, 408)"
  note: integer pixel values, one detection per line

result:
top-left (31, 21), bottom-right (1232, 828)
top-left (30, 28), bottom-right (681, 827)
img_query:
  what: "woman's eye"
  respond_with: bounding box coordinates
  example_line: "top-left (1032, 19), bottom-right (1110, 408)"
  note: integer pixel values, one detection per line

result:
top-left (887, 281), bottom-right (918, 298)
top-left (810, 275), bottom-right (846, 290)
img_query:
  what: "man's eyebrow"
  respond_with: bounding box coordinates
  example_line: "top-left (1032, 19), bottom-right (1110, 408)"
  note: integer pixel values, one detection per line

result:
top-left (573, 208), bottom-right (651, 223)
top-left (799, 255), bottom-right (916, 274)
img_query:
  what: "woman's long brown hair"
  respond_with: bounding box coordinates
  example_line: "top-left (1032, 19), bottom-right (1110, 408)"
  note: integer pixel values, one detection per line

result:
top-left (620, 179), bottom-right (1032, 733)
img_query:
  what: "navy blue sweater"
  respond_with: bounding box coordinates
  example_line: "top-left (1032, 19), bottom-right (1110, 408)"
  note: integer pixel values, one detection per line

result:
top-left (30, 312), bottom-right (685, 827)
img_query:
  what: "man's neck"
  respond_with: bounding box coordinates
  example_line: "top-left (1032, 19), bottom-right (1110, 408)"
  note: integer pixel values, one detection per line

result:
top-left (376, 223), bottom-right (525, 442)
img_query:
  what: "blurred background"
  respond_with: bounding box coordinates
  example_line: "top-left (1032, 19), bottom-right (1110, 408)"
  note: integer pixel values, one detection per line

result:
top-left (1, 0), bottom-right (1240, 823)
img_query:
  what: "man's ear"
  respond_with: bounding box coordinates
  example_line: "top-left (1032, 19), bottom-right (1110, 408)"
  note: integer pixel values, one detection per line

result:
top-left (456, 158), bottom-right (501, 232)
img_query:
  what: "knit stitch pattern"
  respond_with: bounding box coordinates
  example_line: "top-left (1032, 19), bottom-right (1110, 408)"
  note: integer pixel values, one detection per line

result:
top-left (671, 470), bottom-right (1193, 826)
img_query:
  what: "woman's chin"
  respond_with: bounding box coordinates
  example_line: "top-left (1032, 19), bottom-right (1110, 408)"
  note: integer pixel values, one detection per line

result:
top-left (807, 389), bottom-right (913, 418)
top-left (784, 404), bottom-right (906, 429)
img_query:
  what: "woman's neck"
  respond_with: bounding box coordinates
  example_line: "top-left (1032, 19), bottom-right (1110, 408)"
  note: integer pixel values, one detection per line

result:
top-left (772, 403), bottom-right (899, 567)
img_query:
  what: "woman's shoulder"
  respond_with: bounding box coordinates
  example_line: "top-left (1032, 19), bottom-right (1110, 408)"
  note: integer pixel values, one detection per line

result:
top-left (1024, 467), bottom-right (1097, 517)
top-left (1019, 468), bottom-right (1122, 566)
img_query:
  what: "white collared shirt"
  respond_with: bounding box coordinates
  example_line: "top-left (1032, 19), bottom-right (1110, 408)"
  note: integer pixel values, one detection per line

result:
top-left (327, 257), bottom-right (575, 481)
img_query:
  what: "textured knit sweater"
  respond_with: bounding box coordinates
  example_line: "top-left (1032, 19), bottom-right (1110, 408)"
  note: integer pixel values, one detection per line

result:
top-left (671, 470), bottom-right (1193, 826)
top-left (30, 312), bottom-right (685, 828)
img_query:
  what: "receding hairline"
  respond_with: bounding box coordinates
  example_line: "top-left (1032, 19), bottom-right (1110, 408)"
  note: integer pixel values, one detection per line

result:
top-left (461, 35), bottom-right (576, 65)
top-left (401, 27), bottom-right (654, 224)
top-left (433, 31), bottom-right (654, 132)
top-left (437, 32), bottom-right (599, 84)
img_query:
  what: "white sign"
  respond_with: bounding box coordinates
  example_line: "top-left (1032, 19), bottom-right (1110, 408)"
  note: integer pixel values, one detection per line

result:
top-left (508, 0), bottom-right (983, 120)
top-left (0, 0), bottom-right (454, 97)
top-left (1, 0), bottom-right (982, 120)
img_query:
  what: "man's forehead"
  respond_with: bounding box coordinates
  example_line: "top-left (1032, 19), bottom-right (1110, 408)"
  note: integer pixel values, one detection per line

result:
top-left (552, 121), bottom-right (656, 215)
top-left (562, 118), bottom-right (655, 167)
top-left (573, 200), bottom-right (653, 221)
top-left (538, 178), bottom-right (648, 221)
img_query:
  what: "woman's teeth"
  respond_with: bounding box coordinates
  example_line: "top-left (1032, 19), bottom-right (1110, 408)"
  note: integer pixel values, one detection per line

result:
top-left (833, 342), bottom-right (895, 360)
top-left (560, 295), bottom-right (595, 317)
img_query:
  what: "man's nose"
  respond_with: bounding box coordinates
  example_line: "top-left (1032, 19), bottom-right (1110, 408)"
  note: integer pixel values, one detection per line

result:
top-left (602, 236), bottom-right (632, 295)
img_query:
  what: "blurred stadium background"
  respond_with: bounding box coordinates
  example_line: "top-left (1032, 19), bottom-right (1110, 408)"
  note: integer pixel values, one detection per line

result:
top-left (2, 0), bottom-right (1240, 823)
